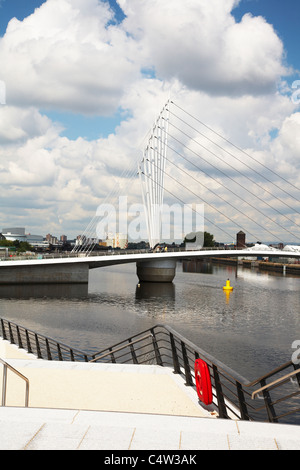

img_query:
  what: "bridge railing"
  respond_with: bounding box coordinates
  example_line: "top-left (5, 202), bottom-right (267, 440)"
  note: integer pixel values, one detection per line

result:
top-left (0, 245), bottom-right (241, 261)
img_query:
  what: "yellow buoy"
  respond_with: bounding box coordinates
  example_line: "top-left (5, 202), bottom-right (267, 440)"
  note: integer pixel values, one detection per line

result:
top-left (223, 279), bottom-right (233, 291)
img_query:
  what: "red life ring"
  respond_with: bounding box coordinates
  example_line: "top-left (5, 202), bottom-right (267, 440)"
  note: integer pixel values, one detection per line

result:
top-left (194, 359), bottom-right (213, 405)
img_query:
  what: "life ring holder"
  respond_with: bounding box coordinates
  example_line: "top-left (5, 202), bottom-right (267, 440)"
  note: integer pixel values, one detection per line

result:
top-left (194, 359), bottom-right (213, 405)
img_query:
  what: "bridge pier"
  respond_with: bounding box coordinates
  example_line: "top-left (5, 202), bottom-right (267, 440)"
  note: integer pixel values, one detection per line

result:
top-left (136, 259), bottom-right (176, 283)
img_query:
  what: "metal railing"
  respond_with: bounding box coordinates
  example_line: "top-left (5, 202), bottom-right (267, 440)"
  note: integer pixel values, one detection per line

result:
top-left (0, 318), bottom-right (89, 362)
top-left (89, 324), bottom-right (300, 424)
top-left (0, 318), bottom-right (299, 423)
top-left (0, 245), bottom-right (245, 262)
top-left (1, 358), bottom-right (29, 407)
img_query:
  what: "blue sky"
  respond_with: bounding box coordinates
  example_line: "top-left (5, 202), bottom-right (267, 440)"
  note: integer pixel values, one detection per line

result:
top-left (0, 0), bottom-right (299, 141)
top-left (233, 0), bottom-right (300, 74)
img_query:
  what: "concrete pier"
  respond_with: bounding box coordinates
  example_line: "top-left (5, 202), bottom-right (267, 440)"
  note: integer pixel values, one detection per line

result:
top-left (136, 259), bottom-right (176, 283)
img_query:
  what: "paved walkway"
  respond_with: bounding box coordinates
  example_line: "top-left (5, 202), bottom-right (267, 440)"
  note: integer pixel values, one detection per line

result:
top-left (1, 338), bottom-right (300, 450)
top-left (1, 407), bottom-right (300, 450)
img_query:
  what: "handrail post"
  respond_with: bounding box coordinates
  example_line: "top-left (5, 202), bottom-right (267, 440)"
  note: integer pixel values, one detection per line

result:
top-left (213, 365), bottom-right (229, 419)
top-left (1, 319), bottom-right (7, 341)
top-left (57, 344), bottom-right (63, 361)
top-left (8, 322), bottom-right (15, 345)
top-left (109, 347), bottom-right (116, 364)
top-left (292, 363), bottom-right (300, 387)
top-left (260, 378), bottom-right (278, 423)
top-left (26, 330), bottom-right (33, 354)
top-left (181, 341), bottom-right (193, 386)
top-left (35, 334), bottom-right (42, 359)
top-left (1, 364), bottom-right (7, 406)
top-left (170, 333), bottom-right (181, 374)
top-left (16, 326), bottom-right (23, 350)
top-left (46, 339), bottom-right (52, 360)
top-left (236, 381), bottom-right (249, 421)
top-left (151, 328), bottom-right (163, 366)
top-left (129, 338), bottom-right (138, 364)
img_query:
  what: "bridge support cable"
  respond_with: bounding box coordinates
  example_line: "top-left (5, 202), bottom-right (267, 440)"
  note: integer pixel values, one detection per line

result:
top-left (72, 158), bottom-right (139, 254)
top-left (156, 103), bottom-right (300, 242)
top-left (171, 101), bottom-right (300, 196)
top-left (150, 149), bottom-right (300, 242)
top-left (153, 128), bottom-right (300, 241)
top-left (72, 172), bottom-right (134, 254)
top-left (165, 118), bottom-right (300, 218)
top-left (146, 155), bottom-right (291, 244)
top-left (140, 170), bottom-right (235, 242)
top-left (138, 100), bottom-right (299, 244)
top-left (160, 137), bottom-right (300, 232)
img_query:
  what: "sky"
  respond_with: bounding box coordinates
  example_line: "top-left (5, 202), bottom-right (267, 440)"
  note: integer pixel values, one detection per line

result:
top-left (0, 0), bottom-right (300, 243)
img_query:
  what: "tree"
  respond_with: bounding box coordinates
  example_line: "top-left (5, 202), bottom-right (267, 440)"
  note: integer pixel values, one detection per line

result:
top-left (16, 241), bottom-right (33, 252)
top-left (183, 231), bottom-right (215, 247)
top-left (0, 240), bottom-right (15, 247)
top-left (204, 231), bottom-right (215, 247)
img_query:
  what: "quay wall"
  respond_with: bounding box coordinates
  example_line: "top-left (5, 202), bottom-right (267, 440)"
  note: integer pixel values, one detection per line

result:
top-left (211, 257), bottom-right (300, 275)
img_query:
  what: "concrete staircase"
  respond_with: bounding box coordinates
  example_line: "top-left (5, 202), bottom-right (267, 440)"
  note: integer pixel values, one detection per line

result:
top-left (1, 338), bottom-right (300, 450)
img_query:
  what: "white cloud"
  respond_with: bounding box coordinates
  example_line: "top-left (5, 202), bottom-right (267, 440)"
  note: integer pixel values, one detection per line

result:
top-left (119, 0), bottom-right (287, 96)
top-left (0, 0), bottom-right (299, 242)
top-left (0, 0), bottom-right (139, 114)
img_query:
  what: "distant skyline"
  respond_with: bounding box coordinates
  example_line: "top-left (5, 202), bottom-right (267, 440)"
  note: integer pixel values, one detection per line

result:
top-left (0, 0), bottom-right (300, 242)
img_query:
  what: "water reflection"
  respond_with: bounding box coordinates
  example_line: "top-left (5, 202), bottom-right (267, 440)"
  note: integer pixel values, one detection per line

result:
top-left (135, 282), bottom-right (175, 300)
top-left (0, 283), bottom-right (88, 299)
top-left (182, 259), bottom-right (213, 274)
top-left (223, 290), bottom-right (232, 305)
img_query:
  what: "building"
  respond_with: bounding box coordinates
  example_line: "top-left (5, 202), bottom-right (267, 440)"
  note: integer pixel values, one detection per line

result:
top-left (46, 234), bottom-right (59, 245)
top-left (2, 228), bottom-right (27, 242)
top-left (106, 233), bottom-right (128, 249)
top-left (2, 227), bottom-right (47, 249)
top-left (236, 231), bottom-right (246, 249)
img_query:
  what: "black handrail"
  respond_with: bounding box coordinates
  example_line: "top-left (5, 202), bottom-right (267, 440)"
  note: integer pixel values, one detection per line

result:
top-left (0, 318), bottom-right (89, 362)
top-left (0, 317), bottom-right (299, 424)
top-left (90, 324), bottom-right (300, 424)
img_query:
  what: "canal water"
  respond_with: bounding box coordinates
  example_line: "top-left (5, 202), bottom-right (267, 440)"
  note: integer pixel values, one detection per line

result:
top-left (0, 260), bottom-right (300, 381)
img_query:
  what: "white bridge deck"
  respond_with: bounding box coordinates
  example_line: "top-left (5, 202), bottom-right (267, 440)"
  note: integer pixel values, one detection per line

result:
top-left (0, 249), bottom-right (298, 269)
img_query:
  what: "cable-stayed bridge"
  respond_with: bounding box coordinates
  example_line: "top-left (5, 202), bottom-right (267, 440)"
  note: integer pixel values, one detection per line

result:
top-left (1, 101), bottom-right (300, 284)
top-left (73, 99), bottom-right (300, 254)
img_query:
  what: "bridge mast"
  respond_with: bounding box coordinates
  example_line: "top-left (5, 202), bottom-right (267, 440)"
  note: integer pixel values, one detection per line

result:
top-left (138, 101), bottom-right (169, 248)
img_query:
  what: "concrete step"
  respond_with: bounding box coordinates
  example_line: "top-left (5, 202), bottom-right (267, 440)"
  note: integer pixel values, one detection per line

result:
top-left (0, 359), bottom-right (213, 417)
top-left (1, 339), bottom-right (300, 450)
top-left (0, 407), bottom-right (300, 450)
